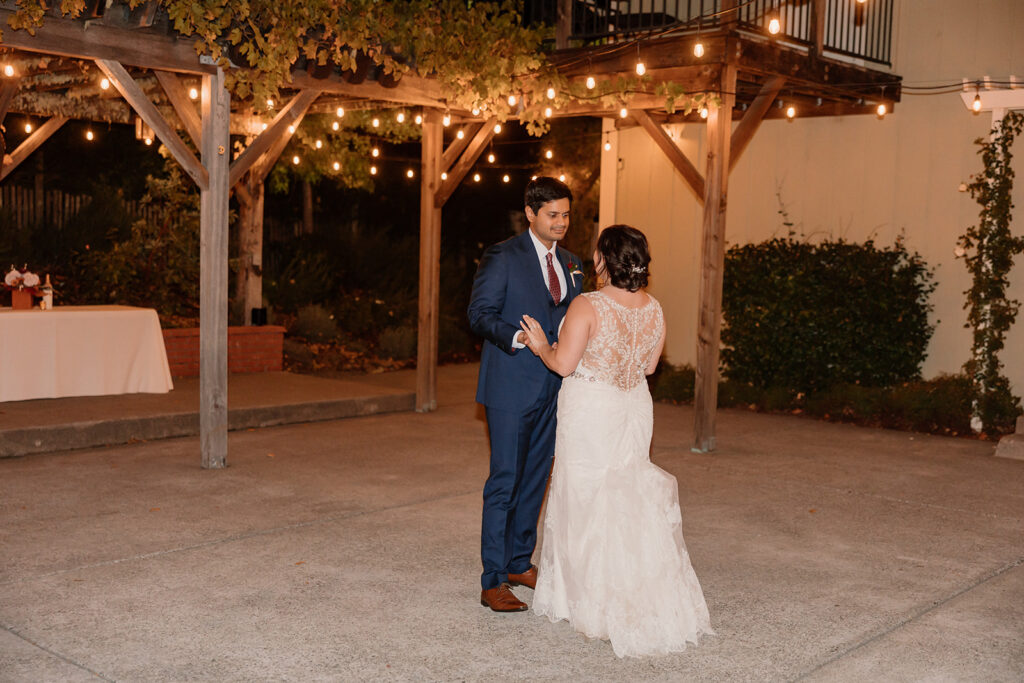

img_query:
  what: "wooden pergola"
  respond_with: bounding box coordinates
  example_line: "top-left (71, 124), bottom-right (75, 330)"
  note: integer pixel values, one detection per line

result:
top-left (0, 0), bottom-right (900, 462)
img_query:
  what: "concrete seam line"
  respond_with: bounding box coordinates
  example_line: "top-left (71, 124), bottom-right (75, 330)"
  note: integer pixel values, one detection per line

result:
top-left (0, 621), bottom-right (114, 682)
top-left (0, 488), bottom-right (480, 587)
top-left (792, 554), bottom-right (1024, 681)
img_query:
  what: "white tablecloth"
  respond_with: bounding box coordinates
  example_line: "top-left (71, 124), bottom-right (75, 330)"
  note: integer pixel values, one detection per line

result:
top-left (0, 305), bottom-right (174, 402)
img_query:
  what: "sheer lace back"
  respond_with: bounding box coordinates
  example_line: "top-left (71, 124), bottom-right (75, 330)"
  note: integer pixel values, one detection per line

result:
top-left (571, 291), bottom-right (664, 391)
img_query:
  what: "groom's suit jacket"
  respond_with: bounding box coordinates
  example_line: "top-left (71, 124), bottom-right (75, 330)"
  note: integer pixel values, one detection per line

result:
top-left (468, 230), bottom-right (582, 412)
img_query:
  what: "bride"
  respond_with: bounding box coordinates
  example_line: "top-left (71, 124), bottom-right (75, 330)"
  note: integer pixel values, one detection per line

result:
top-left (519, 225), bottom-right (713, 658)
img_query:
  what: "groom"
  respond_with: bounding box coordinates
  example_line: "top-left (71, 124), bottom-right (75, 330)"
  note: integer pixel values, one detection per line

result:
top-left (468, 176), bottom-right (581, 612)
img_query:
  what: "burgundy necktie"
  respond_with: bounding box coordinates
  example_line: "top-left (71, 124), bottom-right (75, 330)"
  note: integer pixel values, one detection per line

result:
top-left (546, 253), bottom-right (561, 304)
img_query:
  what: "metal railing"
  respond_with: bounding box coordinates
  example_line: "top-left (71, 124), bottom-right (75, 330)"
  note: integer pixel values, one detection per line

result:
top-left (524, 0), bottom-right (894, 66)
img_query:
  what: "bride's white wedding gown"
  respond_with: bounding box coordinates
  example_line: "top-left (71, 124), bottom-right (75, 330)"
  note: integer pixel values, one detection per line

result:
top-left (533, 291), bottom-right (713, 658)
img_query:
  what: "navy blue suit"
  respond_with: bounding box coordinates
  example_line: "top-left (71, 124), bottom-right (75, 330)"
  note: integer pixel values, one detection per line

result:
top-left (468, 229), bottom-right (581, 590)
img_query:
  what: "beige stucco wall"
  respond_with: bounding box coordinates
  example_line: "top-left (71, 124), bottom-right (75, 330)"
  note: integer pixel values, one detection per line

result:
top-left (606, 0), bottom-right (1024, 392)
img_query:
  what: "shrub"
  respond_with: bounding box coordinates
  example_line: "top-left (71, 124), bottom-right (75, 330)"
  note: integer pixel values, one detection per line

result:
top-left (378, 325), bottom-right (417, 359)
top-left (648, 362), bottom-right (695, 403)
top-left (721, 237), bottom-right (936, 394)
top-left (290, 304), bottom-right (339, 342)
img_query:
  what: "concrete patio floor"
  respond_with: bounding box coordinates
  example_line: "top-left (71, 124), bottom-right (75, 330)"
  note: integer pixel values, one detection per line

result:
top-left (1, 363), bottom-right (1022, 681)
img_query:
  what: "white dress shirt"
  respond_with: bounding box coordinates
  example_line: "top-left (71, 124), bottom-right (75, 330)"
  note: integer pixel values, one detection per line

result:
top-left (512, 229), bottom-right (567, 349)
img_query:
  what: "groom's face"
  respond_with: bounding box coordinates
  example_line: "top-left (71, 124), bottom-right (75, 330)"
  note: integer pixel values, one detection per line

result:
top-left (525, 198), bottom-right (571, 249)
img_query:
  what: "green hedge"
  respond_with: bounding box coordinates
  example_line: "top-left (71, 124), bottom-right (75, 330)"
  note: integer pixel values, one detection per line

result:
top-left (721, 238), bottom-right (936, 393)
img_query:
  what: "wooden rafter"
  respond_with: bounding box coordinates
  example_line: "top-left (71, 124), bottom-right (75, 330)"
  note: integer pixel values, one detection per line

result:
top-left (434, 117), bottom-right (496, 208)
top-left (154, 70), bottom-right (202, 147)
top-left (441, 122), bottom-right (482, 171)
top-left (0, 115), bottom-right (66, 181)
top-left (229, 90), bottom-right (318, 188)
top-left (95, 59), bottom-right (208, 189)
top-left (633, 109), bottom-right (705, 202)
top-left (0, 78), bottom-right (20, 121)
top-left (730, 76), bottom-right (785, 172)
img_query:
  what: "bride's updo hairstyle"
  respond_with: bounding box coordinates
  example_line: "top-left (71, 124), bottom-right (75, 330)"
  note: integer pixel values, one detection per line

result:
top-left (598, 225), bottom-right (651, 291)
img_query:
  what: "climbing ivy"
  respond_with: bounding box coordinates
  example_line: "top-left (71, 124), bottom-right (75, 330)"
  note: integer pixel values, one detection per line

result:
top-left (958, 110), bottom-right (1024, 435)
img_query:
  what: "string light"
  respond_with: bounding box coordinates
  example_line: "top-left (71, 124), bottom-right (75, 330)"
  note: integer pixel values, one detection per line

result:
top-left (507, 94), bottom-right (517, 106)
top-left (415, 114), bottom-right (423, 125)
top-left (24, 122), bottom-right (32, 133)
top-left (333, 161), bottom-right (340, 171)
top-left (371, 147), bottom-right (380, 157)
top-left (3, 64), bottom-right (13, 77)
top-left (473, 173), bottom-right (481, 182)
top-left (699, 107), bottom-right (708, 119)
top-left (144, 138), bottom-right (152, 146)
top-left (972, 92), bottom-right (982, 113)
top-left (441, 172), bottom-right (448, 180)
top-left (559, 174), bottom-right (566, 182)
top-left (315, 139), bottom-right (323, 149)
top-left (876, 103), bottom-right (887, 117)
top-left (586, 76), bottom-right (596, 89)
top-left (100, 78), bottom-right (110, 90)
top-left (544, 107), bottom-right (553, 118)
top-left (336, 107), bottom-right (345, 117)
top-left (292, 155), bottom-right (300, 165)
top-left (493, 123), bottom-right (502, 134)
top-left (487, 152), bottom-right (496, 163)
top-left (396, 112), bottom-right (405, 123)
top-left (531, 175), bottom-right (537, 180)
top-left (502, 174), bottom-right (510, 183)
top-left (188, 87), bottom-right (199, 100)
top-left (604, 139), bottom-right (612, 151)
top-left (545, 149), bottom-right (553, 159)
top-left (372, 117), bottom-right (380, 128)
top-left (546, 87), bottom-right (556, 100)
top-left (694, 41), bottom-right (705, 58)
top-left (768, 16), bottom-right (781, 34)
top-left (456, 129), bottom-right (465, 140)
top-left (332, 121), bottom-right (340, 131)
top-left (370, 165), bottom-right (378, 175)
top-left (85, 129), bottom-right (94, 141)
top-left (262, 123), bottom-right (269, 131)
top-left (442, 113), bottom-right (451, 127)
top-left (619, 107), bottom-right (628, 118)
top-left (407, 169), bottom-right (414, 178)
top-left (267, 99), bottom-right (274, 109)
top-left (786, 106), bottom-right (796, 119)
top-left (635, 61), bottom-right (646, 76)
top-left (472, 107), bottom-right (480, 116)
top-left (288, 125), bottom-right (295, 133)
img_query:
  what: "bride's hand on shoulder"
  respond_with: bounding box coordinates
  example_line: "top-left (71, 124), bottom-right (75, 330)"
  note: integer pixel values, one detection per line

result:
top-left (519, 315), bottom-right (549, 357)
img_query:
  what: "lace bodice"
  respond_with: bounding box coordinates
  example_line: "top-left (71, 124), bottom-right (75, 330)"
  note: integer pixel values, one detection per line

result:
top-left (571, 291), bottom-right (664, 391)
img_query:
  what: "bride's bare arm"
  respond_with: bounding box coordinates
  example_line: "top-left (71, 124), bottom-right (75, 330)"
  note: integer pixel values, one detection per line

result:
top-left (645, 329), bottom-right (666, 375)
top-left (520, 297), bottom-right (594, 376)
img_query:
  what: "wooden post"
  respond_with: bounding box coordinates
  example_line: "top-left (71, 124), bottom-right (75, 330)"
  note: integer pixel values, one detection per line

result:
top-left (556, 0), bottom-right (571, 49)
top-left (811, 0), bottom-right (826, 58)
top-left (200, 67), bottom-right (230, 469)
top-left (693, 65), bottom-right (736, 453)
top-left (416, 110), bottom-right (443, 412)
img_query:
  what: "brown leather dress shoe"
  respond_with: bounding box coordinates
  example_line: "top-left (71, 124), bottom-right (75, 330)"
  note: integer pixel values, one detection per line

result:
top-left (508, 565), bottom-right (538, 590)
top-left (480, 583), bottom-right (528, 612)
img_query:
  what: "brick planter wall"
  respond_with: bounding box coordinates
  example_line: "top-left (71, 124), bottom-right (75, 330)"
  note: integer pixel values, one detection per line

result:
top-left (162, 326), bottom-right (286, 377)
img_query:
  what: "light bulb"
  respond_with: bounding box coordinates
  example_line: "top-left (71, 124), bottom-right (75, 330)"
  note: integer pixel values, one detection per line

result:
top-left (456, 129), bottom-right (465, 140)
top-left (372, 117), bottom-right (380, 128)
top-left (694, 42), bottom-right (705, 58)
top-left (314, 139), bottom-right (322, 149)
top-left (3, 64), bottom-right (13, 77)
top-left (507, 94), bottom-right (517, 106)
top-left (619, 107), bottom-right (628, 118)
top-left (768, 17), bottom-right (781, 34)
top-left (144, 137), bottom-right (152, 146)
top-left (407, 169), bottom-right (414, 178)
top-left (442, 114), bottom-right (451, 127)
top-left (332, 161), bottom-right (340, 171)
top-left (472, 107), bottom-right (480, 116)
top-left (544, 107), bottom-right (553, 118)
top-left (262, 123), bottom-right (268, 131)
top-left (546, 87), bottom-right (556, 100)
top-left (558, 174), bottom-right (566, 182)
top-left (786, 106), bottom-right (795, 119)
top-left (267, 99), bottom-right (274, 109)
top-left (370, 165), bottom-right (377, 175)
top-left (545, 149), bottom-right (553, 159)
top-left (876, 103), bottom-right (887, 117)
top-left (487, 153), bottom-right (495, 163)
top-left (188, 87), bottom-right (199, 100)
top-left (700, 107), bottom-right (708, 119)
top-left (292, 155), bottom-right (300, 165)
top-left (100, 78), bottom-right (110, 90)
top-left (473, 173), bottom-right (481, 182)
top-left (85, 130), bottom-right (94, 141)
top-left (604, 141), bottom-right (611, 151)
top-left (586, 76), bottom-right (596, 89)
top-left (396, 112), bottom-right (405, 123)
top-left (24, 123), bottom-right (32, 133)
top-left (531, 175), bottom-right (537, 180)
top-left (441, 172), bottom-right (448, 180)
top-left (502, 174), bottom-right (510, 183)
top-left (972, 94), bottom-right (982, 112)
top-left (635, 61), bottom-right (646, 76)
top-left (371, 147), bottom-right (379, 157)
top-left (414, 114), bottom-right (422, 125)
top-left (287, 125), bottom-right (295, 133)
top-left (332, 121), bottom-right (340, 131)
top-left (493, 123), bottom-right (502, 134)
top-left (337, 107), bottom-right (345, 117)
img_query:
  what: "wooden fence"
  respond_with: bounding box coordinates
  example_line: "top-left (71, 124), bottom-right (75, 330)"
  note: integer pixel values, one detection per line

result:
top-left (0, 185), bottom-right (165, 231)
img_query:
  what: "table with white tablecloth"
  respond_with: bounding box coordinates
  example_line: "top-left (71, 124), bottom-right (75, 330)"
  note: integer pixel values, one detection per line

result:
top-left (0, 305), bottom-right (174, 402)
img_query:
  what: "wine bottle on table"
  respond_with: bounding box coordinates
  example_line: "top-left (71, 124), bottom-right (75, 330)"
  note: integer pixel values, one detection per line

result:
top-left (41, 274), bottom-right (53, 310)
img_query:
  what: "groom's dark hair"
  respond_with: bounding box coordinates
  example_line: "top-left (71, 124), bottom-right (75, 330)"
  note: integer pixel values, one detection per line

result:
top-left (524, 176), bottom-right (573, 214)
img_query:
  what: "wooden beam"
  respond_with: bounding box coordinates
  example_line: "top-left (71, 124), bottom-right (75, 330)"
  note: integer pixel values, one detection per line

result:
top-left (0, 78), bottom-right (20, 121)
top-left (0, 116), bottom-right (66, 182)
top-left (95, 59), bottom-right (207, 189)
top-left (633, 109), bottom-right (705, 202)
top-left (729, 76), bottom-right (784, 172)
top-left (289, 71), bottom-right (444, 109)
top-left (693, 64), bottom-right (736, 453)
top-left (441, 122), bottom-right (482, 172)
top-left (416, 110), bottom-right (443, 412)
top-left (153, 70), bottom-right (202, 148)
top-left (0, 10), bottom-right (212, 74)
top-left (199, 67), bottom-right (230, 470)
top-left (434, 117), bottom-right (496, 208)
top-left (229, 90), bottom-right (318, 188)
